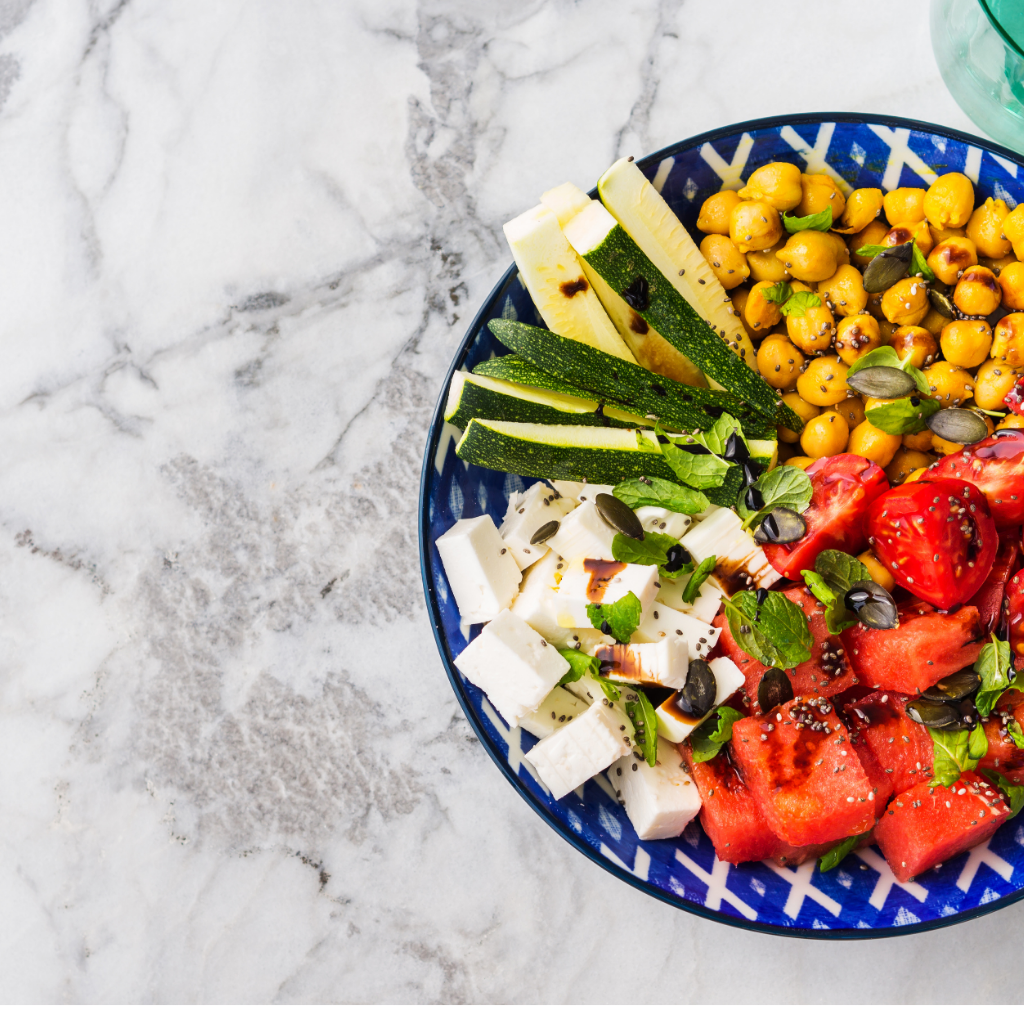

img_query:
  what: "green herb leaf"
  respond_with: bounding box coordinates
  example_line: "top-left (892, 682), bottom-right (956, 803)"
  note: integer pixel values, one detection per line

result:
top-left (782, 208), bottom-right (833, 233)
top-left (855, 244), bottom-right (888, 258)
top-left (611, 530), bottom-right (681, 568)
top-left (799, 569), bottom-right (856, 635)
top-left (819, 832), bottom-right (863, 872)
top-left (699, 413), bottom-right (747, 457)
top-left (981, 768), bottom-right (1024, 819)
top-left (1009, 720), bottom-right (1024, 750)
top-left (682, 555), bottom-right (718, 604)
top-left (722, 590), bottom-right (813, 670)
top-left (762, 281), bottom-right (793, 306)
top-left (865, 396), bottom-right (942, 435)
top-left (975, 635), bottom-right (1014, 717)
top-left (689, 706), bottom-right (744, 763)
top-left (742, 463), bottom-right (813, 529)
top-left (600, 678), bottom-right (621, 702)
top-left (625, 689), bottom-right (658, 766)
top-left (928, 727), bottom-right (980, 788)
top-left (613, 476), bottom-right (710, 515)
top-left (802, 569), bottom-right (838, 607)
top-left (780, 291), bottom-right (822, 318)
top-left (586, 591), bottom-right (642, 644)
top-left (635, 429), bottom-right (661, 453)
top-left (909, 241), bottom-right (936, 281)
top-left (969, 722), bottom-right (989, 762)
top-left (556, 648), bottom-right (600, 686)
top-left (848, 344), bottom-right (928, 395)
top-left (815, 549), bottom-right (871, 594)
top-left (659, 441), bottom-right (731, 490)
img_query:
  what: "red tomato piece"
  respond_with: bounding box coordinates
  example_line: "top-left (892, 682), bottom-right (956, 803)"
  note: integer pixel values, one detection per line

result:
top-left (865, 479), bottom-right (997, 609)
top-left (978, 690), bottom-right (1024, 784)
top-left (762, 454), bottom-right (889, 581)
top-left (1004, 380), bottom-right (1024, 417)
top-left (730, 696), bottom-right (877, 847)
top-left (924, 429), bottom-right (1024, 528)
top-left (972, 531), bottom-right (1022, 632)
top-left (874, 772), bottom-right (1011, 883)
top-left (843, 604), bottom-right (985, 695)
top-left (1008, 569), bottom-right (1024, 673)
top-left (847, 692), bottom-right (934, 794)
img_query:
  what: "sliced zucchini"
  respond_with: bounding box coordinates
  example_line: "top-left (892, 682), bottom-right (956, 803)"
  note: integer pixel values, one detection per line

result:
top-left (562, 202), bottom-right (801, 434)
top-left (502, 204), bottom-right (636, 363)
top-left (445, 371), bottom-right (604, 430)
top-left (472, 355), bottom-right (607, 402)
top-left (596, 157), bottom-right (756, 374)
top-left (541, 181), bottom-right (708, 390)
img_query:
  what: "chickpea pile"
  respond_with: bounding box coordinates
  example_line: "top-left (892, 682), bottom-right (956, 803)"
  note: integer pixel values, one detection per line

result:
top-left (698, 163), bottom-right (1024, 486)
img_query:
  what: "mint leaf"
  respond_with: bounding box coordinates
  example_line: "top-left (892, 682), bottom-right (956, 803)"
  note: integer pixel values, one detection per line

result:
top-left (819, 832), bottom-right (863, 872)
top-left (699, 413), bottom-right (747, 457)
top-left (928, 727), bottom-right (979, 788)
top-left (682, 555), bottom-right (718, 604)
top-left (613, 476), bottom-right (709, 515)
top-left (783, 208), bottom-right (833, 233)
top-left (909, 241), bottom-right (936, 281)
top-left (855, 244), bottom-right (888, 258)
top-left (611, 530), bottom-right (681, 568)
top-left (981, 769), bottom-right (1024, 818)
top-left (815, 549), bottom-right (871, 594)
top-left (659, 441), bottom-right (731, 490)
top-left (975, 635), bottom-right (1014, 717)
top-left (722, 590), bottom-right (813, 671)
top-left (600, 678), bottom-right (621, 702)
top-left (557, 648), bottom-right (600, 685)
top-left (865, 396), bottom-right (941, 435)
top-left (802, 569), bottom-right (839, 607)
top-left (780, 291), bottom-right (822, 318)
top-left (625, 688), bottom-right (658, 766)
top-left (1009, 720), bottom-right (1024, 750)
top-left (763, 281), bottom-right (793, 306)
top-left (689, 706), bottom-right (744, 763)
top-left (969, 722), bottom-right (989, 762)
top-left (742, 463), bottom-right (813, 529)
top-left (800, 568), bottom-right (856, 635)
top-left (586, 592), bottom-right (642, 644)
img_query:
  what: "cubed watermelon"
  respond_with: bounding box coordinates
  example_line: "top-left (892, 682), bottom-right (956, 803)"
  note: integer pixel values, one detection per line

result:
top-left (848, 692), bottom-right (934, 794)
top-left (852, 733), bottom-right (895, 809)
top-left (972, 532), bottom-right (1021, 632)
top-left (874, 771), bottom-right (1011, 882)
top-left (681, 744), bottom-right (778, 864)
top-left (714, 586), bottom-right (857, 710)
top-left (730, 696), bottom-right (877, 846)
top-left (979, 690), bottom-right (1024, 784)
top-left (842, 604), bottom-right (985, 696)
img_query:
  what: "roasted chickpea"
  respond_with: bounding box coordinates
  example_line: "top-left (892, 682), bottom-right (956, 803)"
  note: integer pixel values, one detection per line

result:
top-left (832, 395), bottom-right (866, 429)
top-left (924, 172), bottom-right (975, 229)
top-left (817, 264), bottom-right (869, 318)
top-left (882, 220), bottom-right (933, 256)
top-left (787, 304), bottom-right (836, 354)
top-left (827, 232), bottom-right (852, 268)
top-left (877, 319), bottom-right (896, 345)
top-left (835, 314), bottom-right (881, 365)
top-left (756, 333), bottom-right (803, 389)
top-left (737, 162), bottom-right (803, 211)
top-left (801, 411), bottom-right (849, 459)
top-left (930, 223), bottom-right (967, 243)
top-left (731, 286), bottom-right (771, 342)
top-left (776, 230), bottom-right (839, 282)
top-left (1003, 204), bottom-right (1024, 261)
top-left (991, 312), bottom-right (1024, 367)
top-left (967, 197), bottom-right (1013, 259)
top-left (883, 187), bottom-right (927, 227)
top-left (746, 239), bottom-right (792, 283)
top-left (905, 467), bottom-right (929, 483)
top-left (700, 233), bottom-right (750, 290)
top-left (729, 200), bottom-right (783, 254)
top-left (903, 428), bottom-right (935, 452)
top-left (939, 319), bottom-right (992, 368)
top-left (785, 456), bottom-right (817, 470)
top-left (1004, 413), bottom-right (1024, 428)
top-left (880, 277), bottom-right (930, 326)
top-left (797, 354), bottom-right (849, 407)
top-left (696, 190), bottom-right (740, 235)
top-left (794, 173), bottom-right (845, 222)
top-left (920, 305), bottom-right (954, 338)
top-left (858, 551), bottom-right (895, 591)
top-left (744, 280), bottom-right (786, 332)
top-left (886, 447), bottom-right (935, 485)
top-left (926, 237), bottom-right (978, 286)
top-left (779, 391), bottom-right (819, 443)
top-left (953, 265), bottom-right (1002, 316)
top-left (850, 220), bottom-right (889, 267)
top-left (847, 420), bottom-right (902, 467)
top-left (974, 359), bottom-right (1020, 410)
top-left (891, 325), bottom-right (938, 368)
top-left (923, 360), bottom-right (976, 407)
top-left (980, 253), bottom-right (1018, 275)
top-left (835, 187), bottom-right (884, 234)
top-left (998, 263), bottom-right (1024, 310)
top-left (931, 415), bottom-right (994, 456)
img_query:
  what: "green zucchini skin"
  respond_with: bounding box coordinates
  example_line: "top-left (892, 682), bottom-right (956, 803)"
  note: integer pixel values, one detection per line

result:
top-left (487, 319), bottom-right (776, 440)
top-left (577, 225), bottom-right (803, 433)
top-left (703, 460), bottom-right (768, 508)
top-left (471, 355), bottom-right (606, 403)
top-left (444, 378), bottom-right (610, 431)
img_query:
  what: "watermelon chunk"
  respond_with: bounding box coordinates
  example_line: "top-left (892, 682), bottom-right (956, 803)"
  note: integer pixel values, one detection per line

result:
top-left (852, 733), bottom-right (895, 809)
top-left (874, 771), bottom-right (1011, 882)
top-left (681, 744), bottom-right (778, 864)
top-left (848, 692), bottom-right (934, 794)
top-left (730, 696), bottom-right (877, 846)
top-left (842, 604), bottom-right (985, 696)
top-left (979, 690), bottom-right (1024, 784)
top-left (714, 586), bottom-right (857, 710)
top-left (972, 532), bottom-right (1021, 632)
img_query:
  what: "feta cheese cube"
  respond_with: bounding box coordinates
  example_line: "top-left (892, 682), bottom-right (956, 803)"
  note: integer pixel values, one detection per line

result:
top-left (552, 558), bottom-right (659, 628)
top-left (656, 573), bottom-right (724, 623)
top-left (454, 609), bottom-right (566, 726)
top-left (577, 483), bottom-right (615, 503)
top-left (525, 699), bottom-right (632, 799)
top-left (500, 482), bottom-right (576, 571)
top-left (510, 550), bottom-right (604, 649)
top-left (550, 480), bottom-right (585, 502)
top-left (635, 506), bottom-right (691, 540)
top-left (633, 602), bottom-right (721, 659)
top-left (655, 654), bottom-right (748, 743)
top-left (519, 686), bottom-right (588, 740)
top-left (682, 507), bottom-right (781, 592)
top-left (593, 635), bottom-right (689, 689)
top-left (436, 515), bottom-right (522, 623)
top-left (610, 738), bottom-right (702, 840)
top-left (550, 499), bottom-right (617, 561)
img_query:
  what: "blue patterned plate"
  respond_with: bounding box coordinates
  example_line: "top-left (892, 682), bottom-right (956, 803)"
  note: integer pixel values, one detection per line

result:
top-left (419, 113), bottom-right (1024, 937)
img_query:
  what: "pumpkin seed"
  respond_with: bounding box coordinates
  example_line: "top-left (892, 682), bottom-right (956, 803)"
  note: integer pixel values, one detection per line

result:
top-left (723, 431), bottom-right (749, 464)
top-left (595, 492), bottom-right (644, 540)
top-left (906, 699), bottom-right (961, 729)
top-left (676, 659), bottom-right (717, 719)
top-left (928, 287), bottom-right (958, 320)
top-left (529, 520), bottom-right (560, 546)
top-left (847, 365), bottom-right (917, 399)
top-left (664, 544), bottom-right (688, 573)
top-left (843, 580), bottom-right (898, 630)
top-left (927, 407), bottom-right (988, 445)
top-left (621, 275), bottom-right (650, 311)
top-left (757, 667), bottom-right (793, 714)
top-left (754, 507), bottom-right (807, 544)
top-left (957, 698), bottom-right (979, 729)
top-left (741, 462), bottom-right (760, 488)
top-left (862, 241), bottom-right (912, 292)
top-left (743, 486), bottom-right (765, 512)
top-left (920, 669), bottom-right (980, 703)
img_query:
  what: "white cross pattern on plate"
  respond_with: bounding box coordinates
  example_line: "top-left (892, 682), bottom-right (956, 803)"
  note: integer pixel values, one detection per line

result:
top-left (779, 123), bottom-right (853, 197)
top-left (698, 133), bottom-right (755, 191)
top-left (956, 837), bottom-right (1014, 893)
top-left (765, 860), bottom-right (841, 920)
top-left (600, 842), bottom-right (651, 882)
top-left (673, 850), bottom-right (757, 920)
top-left (854, 847), bottom-right (929, 910)
top-left (480, 696), bottom-right (549, 792)
top-left (867, 124), bottom-right (939, 191)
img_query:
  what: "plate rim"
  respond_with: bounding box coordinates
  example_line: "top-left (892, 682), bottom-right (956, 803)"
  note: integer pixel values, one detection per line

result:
top-left (417, 110), bottom-right (1024, 939)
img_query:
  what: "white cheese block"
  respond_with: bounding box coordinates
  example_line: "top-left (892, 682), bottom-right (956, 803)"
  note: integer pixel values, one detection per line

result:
top-left (577, 483), bottom-right (615, 503)
top-left (656, 573), bottom-right (724, 623)
top-left (655, 655), bottom-right (747, 743)
top-left (435, 515), bottom-right (522, 623)
top-left (551, 499), bottom-right (618, 561)
top-left (553, 558), bottom-right (659, 628)
top-left (609, 738), bottom-right (702, 841)
top-left (520, 687), bottom-right (589, 740)
top-left (550, 480), bottom-right (585, 503)
top-left (593, 634), bottom-right (689, 689)
top-left (633, 602), bottom-right (722, 659)
top-left (681, 506), bottom-right (782, 592)
top-left (525, 698), bottom-right (633, 800)
top-left (454, 609), bottom-right (567, 726)
top-left (635, 506), bottom-right (691, 540)
top-left (510, 550), bottom-right (604, 650)
top-left (500, 481), bottom-right (576, 571)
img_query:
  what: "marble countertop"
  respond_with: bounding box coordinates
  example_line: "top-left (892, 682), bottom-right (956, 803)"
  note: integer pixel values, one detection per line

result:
top-left (3, 0), bottom-right (1023, 1003)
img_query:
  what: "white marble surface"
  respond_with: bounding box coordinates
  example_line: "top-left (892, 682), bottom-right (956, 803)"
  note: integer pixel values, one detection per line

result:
top-left (2, 0), bottom-right (1022, 1003)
